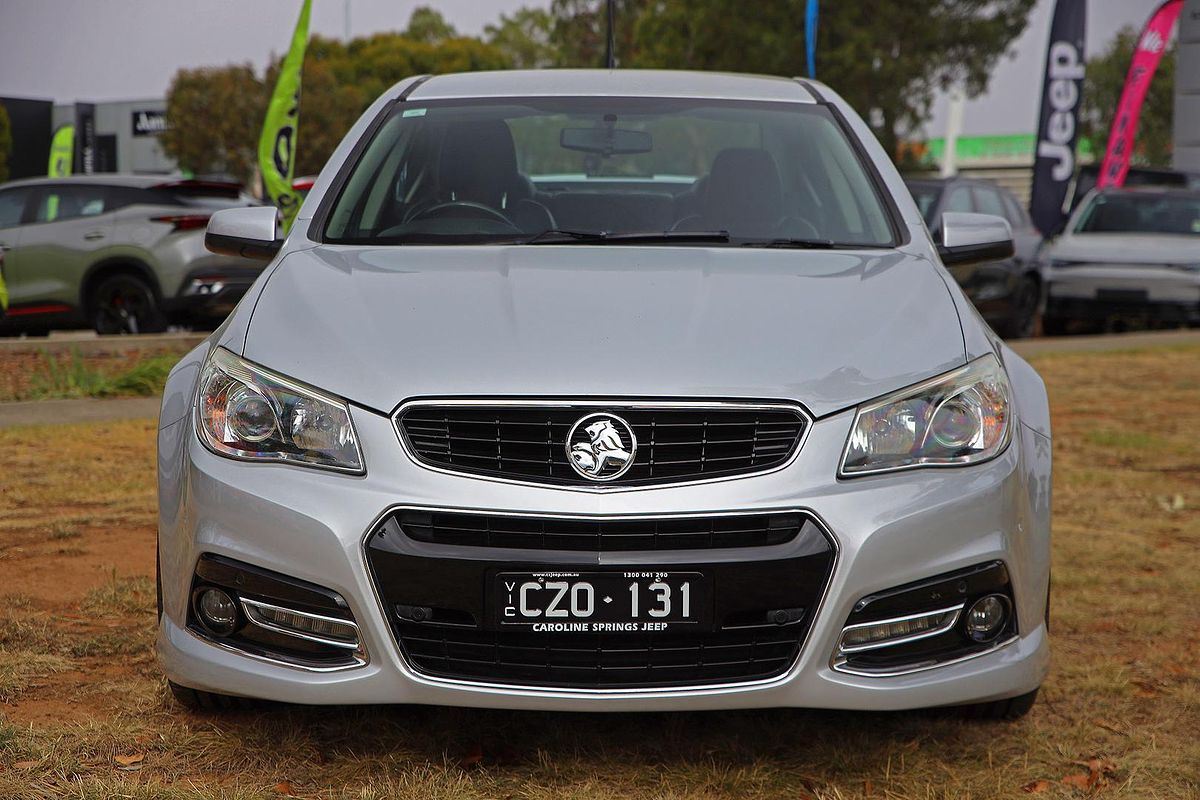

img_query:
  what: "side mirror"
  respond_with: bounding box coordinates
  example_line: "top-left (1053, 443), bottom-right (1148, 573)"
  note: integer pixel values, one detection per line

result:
top-left (205, 206), bottom-right (282, 261)
top-left (937, 212), bottom-right (1014, 266)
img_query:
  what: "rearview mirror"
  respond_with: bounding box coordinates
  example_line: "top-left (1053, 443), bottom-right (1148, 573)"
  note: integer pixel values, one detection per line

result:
top-left (937, 212), bottom-right (1013, 267)
top-left (205, 206), bottom-right (281, 261)
top-left (560, 126), bottom-right (653, 156)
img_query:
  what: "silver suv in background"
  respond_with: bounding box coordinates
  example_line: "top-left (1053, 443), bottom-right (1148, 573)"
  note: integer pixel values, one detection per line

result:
top-left (1041, 188), bottom-right (1200, 334)
top-left (0, 175), bottom-right (265, 335)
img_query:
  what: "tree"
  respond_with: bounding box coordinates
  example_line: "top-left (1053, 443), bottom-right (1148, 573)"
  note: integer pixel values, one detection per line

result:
top-left (572, 0), bottom-right (1036, 163)
top-left (551, 0), bottom-right (650, 67)
top-left (160, 65), bottom-right (264, 183)
top-left (405, 6), bottom-right (458, 44)
top-left (0, 102), bottom-right (11, 183)
top-left (486, 7), bottom-right (559, 69)
top-left (1081, 25), bottom-right (1175, 167)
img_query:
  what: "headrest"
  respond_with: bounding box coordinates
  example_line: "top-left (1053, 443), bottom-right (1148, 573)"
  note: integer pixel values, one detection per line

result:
top-left (702, 148), bottom-right (784, 237)
top-left (438, 120), bottom-right (522, 207)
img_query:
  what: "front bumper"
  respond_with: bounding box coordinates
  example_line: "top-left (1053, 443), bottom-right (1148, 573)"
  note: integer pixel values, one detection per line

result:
top-left (157, 403), bottom-right (1051, 711)
top-left (1045, 265), bottom-right (1200, 325)
top-left (166, 265), bottom-right (265, 321)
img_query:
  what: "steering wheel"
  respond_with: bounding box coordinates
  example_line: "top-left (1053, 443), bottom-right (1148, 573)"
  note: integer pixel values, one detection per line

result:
top-left (407, 201), bottom-right (518, 229)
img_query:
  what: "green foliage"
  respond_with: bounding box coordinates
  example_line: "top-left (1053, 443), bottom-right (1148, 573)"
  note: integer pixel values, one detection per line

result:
top-left (0, 101), bottom-right (12, 183)
top-left (24, 351), bottom-right (178, 401)
top-left (1081, 26), bottom-right (1175, 167)
top-left (486, 7), bottom-right (558, 69)
top-left (551, 0), bottom-right (648, 68)
top-left (405, 6), bottom-right (458, 44)
top-left (160, 64), bottom-right (265, 183)
top-left (574, 0), bottom-right (1036, 161)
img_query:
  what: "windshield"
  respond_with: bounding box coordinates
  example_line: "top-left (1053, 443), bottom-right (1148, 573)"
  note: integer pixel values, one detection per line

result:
top-left (905, 182), bottom-right (942, 227)
top-left (323, 97), bottom-right (896, 247)
top-left (1075, 192), bottom-right (1200, 236)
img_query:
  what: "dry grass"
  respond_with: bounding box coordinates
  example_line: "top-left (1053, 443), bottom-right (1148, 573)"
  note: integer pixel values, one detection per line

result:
top-left (0, 346), bottom-right (1198, 798)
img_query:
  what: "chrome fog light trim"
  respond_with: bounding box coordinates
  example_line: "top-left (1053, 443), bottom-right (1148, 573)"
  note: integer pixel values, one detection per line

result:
top-left (241, 598), bottom-right (361, 650)
top-left (837, 604), bottom-right (963, 654)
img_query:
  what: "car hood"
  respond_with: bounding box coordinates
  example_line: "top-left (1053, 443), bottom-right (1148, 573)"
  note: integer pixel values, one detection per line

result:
top-left (243, 246), bottom-right (966, 418)
top-left (1050, 233), bottom-right (1200, 265)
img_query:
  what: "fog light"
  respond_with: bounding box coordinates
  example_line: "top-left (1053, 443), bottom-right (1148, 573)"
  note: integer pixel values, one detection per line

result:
top-left (839, 605), bottom-right (961, 652)
top-left (196, 588), bottom-right (238, 636)
top-left (965, 594), bottom-right (1010, 641)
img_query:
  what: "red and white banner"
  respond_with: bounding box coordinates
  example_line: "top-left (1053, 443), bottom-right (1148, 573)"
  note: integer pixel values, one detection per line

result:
top-left (1097, 0), bottom-right (1183, 188)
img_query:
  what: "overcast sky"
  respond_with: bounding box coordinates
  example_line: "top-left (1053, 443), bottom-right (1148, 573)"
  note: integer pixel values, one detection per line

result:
top-left (0, 0), bottom-right (1169, 137)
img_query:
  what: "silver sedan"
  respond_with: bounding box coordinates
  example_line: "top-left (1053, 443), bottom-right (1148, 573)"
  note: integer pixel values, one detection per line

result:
top-left (156, 70), bottom-right (1051, 719)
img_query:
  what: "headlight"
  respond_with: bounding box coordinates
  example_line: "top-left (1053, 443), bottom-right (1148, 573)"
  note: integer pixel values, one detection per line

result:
top-left (840, 354), bottom-right (1011, 476)
top-left (197, 347), bottom-right (364, 473)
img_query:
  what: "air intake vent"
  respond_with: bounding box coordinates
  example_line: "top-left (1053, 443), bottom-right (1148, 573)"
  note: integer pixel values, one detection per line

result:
top-left (396, 402), bottom-right (808, 487)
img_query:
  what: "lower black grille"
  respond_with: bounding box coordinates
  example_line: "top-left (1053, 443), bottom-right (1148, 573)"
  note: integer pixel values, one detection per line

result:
top-left (397, 510), bottom-right (803, 552)
top-left (396, 624), bottom-right (800, 688)
top-left (365, 511), bottom-right (837, 689)
top-left (396, 403), bottom-right (807, 486)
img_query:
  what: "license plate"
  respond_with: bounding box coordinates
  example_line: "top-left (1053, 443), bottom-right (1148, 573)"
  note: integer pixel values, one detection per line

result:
top-left (494, 571), bottom-right (709, 632)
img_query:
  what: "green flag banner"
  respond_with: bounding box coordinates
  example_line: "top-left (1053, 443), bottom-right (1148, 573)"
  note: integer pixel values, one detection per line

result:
top-left (48, 125), bottom-right (74, 177)
top-left (258, 0), bottom-right (311, 233)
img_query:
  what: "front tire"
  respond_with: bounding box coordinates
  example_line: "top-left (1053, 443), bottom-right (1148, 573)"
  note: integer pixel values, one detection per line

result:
top-left (91, 273), bottom-right (166, 335)
top-left (956, 687), bottom-right (1039, 720)
top-left (998, 276), bottom-right (1040, 339)
top-left (168, 680), bottom-right (265, 712)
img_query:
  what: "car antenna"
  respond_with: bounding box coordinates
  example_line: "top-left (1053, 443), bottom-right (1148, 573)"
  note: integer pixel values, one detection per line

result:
top-left (604, 0), bottom-right (617, 69)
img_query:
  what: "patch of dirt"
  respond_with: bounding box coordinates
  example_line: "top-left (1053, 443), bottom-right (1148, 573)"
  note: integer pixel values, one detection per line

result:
top-left (0, 524), bottom-right (155, 605)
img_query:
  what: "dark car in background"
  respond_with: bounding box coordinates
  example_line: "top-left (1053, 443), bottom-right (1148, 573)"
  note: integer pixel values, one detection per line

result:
top-left (1040, 188), bottom-right (1200, 334)
top-left (0, 175), bottom-right (264, 335)
top-left (906, 177), bottom-right (1043, 338)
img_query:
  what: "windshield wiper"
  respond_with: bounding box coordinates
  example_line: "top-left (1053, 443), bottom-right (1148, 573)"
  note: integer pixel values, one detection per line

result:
top-left (521, 229), bottom-right (732, 245)
top-left (740, 238), bottom-right (837, 249)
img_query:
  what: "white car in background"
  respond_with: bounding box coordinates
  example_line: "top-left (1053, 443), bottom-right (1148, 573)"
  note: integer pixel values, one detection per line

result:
top-left (1042, 188), bottom-right (1200, 334)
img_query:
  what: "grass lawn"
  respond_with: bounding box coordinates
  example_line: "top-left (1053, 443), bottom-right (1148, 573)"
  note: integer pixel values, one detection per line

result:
top-left (0, 346), bottom-right (1197, 799)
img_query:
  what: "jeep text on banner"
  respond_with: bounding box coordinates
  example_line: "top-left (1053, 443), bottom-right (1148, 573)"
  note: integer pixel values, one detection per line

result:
top-left (1097, 0), bottom-right (1183, 189)
top-left (258, 0), bottom-right (311, 233)
top-left (1029, 0), bottom-right (1086, 236)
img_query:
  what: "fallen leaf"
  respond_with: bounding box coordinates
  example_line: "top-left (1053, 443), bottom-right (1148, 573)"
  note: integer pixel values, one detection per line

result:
top-left (1155, 494), bottom-right (1185, 513)
top-left (13, 760), bottom-right (39, 770)
top-left (457, 743), bottom-right (484, 769)
top-left (274, 781), bottom-right (295, 796)
top-left (1022, 780), bottom-right (1052, 793)
top-left (113, 753), bottom-right (144, 767)
top-left (1061, 772), bottom-right (1091, 790)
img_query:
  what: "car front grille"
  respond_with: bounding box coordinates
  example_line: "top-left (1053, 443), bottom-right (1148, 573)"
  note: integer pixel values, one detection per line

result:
top-left (395, 509), bottom-right (804, 552)
top-left (365, 511), bottom-right (837, 690)
top-left (394, 624), bottom-right (802, 688)
top-left (396, 403), bottom-right (808, 487)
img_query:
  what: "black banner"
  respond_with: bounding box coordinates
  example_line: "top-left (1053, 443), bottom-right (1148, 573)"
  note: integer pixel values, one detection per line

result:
top-left (1029, 0), bottom-right (1087, 236)
top-left (74, 102), bottom-right (96, 175)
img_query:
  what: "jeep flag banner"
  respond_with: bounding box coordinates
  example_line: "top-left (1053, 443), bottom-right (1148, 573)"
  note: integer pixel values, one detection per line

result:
top-left (1028, 0), bottom-right (1086, 236)
top-left (258, 0), bottom-right (311, 233)
top-left (47, 125), bottom-right (74, 177)
top-left (1096, 0), bottom-right (1183, 189)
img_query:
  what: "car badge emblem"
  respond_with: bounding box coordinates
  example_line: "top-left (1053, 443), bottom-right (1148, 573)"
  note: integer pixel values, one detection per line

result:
top-left (566, 413), bottom-right (637, 481)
